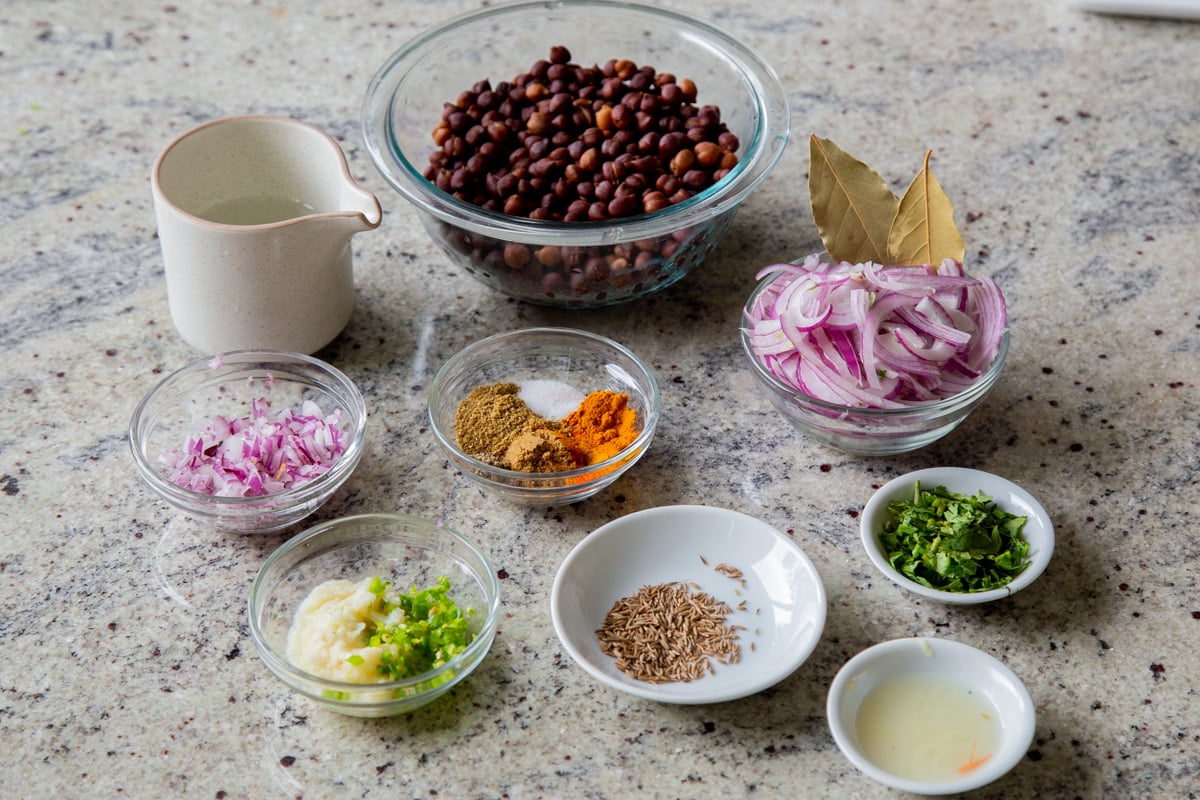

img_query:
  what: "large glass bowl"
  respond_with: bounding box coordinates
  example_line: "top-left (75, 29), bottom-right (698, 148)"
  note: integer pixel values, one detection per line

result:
top-left (129, 351), bottom-right (367, 533)
top-left (248, 513), bottom-right (501, 717)
top-left (739, 274), bottom-right (1010, 456)
top-left (363, 0), bottom-right (790, 308)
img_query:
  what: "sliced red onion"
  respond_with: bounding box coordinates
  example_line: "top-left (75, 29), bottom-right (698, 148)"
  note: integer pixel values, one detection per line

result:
top-left (781, 294), bottom-right (833, 332)
top-left (901, 297), bottom-right (972, 348)
top-left (745, 257), bottom-right (1007, 408)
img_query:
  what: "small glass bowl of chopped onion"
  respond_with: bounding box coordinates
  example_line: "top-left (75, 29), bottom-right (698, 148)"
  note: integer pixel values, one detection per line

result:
top-left (129, 350), bottom-right (367, 533)
top-left (428, 327), bottom-right (660, 505)
top-left (248, 513), bottom-right (501, 717)
top-left (739, 257), bottom-right (1010, 455)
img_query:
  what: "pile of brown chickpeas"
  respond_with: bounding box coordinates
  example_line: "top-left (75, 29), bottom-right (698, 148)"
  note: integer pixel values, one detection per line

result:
top-left (425, 45), bottom-right (740, 223)
top-left (423, 46), bottom-right (741, 303)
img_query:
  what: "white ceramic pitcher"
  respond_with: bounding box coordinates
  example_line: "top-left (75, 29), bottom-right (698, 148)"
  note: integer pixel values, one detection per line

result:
top-left (151, 115), bottom-right (382, 354)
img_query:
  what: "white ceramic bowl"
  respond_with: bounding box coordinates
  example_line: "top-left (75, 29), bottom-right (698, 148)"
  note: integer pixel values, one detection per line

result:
top-left (859, 467), bottom-right (1054, 605)
top-left (551, 505), bottom-right (826, 704)
top-left (827, 637), bottom-right (1036, 794)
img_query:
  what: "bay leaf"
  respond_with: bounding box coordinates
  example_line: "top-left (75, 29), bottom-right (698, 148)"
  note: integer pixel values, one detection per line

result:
top-left (808, 135), bottom-right (898, 264)
top-left (888, 150), bottom-right (965, 267)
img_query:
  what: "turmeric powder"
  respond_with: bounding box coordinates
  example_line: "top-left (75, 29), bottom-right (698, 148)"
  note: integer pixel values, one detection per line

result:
top-left (562, 390), bottom-right (639, 465)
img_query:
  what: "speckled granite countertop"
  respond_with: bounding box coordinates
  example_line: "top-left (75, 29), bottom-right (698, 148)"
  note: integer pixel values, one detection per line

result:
top-left (3, 1), bottom-right (1198, 797)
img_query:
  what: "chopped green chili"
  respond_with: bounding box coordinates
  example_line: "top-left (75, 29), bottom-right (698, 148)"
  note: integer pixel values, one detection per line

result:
top-left (353, 575), bottom-right (475, 680)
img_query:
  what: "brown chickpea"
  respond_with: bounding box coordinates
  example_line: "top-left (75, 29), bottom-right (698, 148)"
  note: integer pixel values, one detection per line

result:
top-left (503, 242), bottom-right (532, 269)
top-left (693, 141), bottom-right (721, 169)
top-left (670, 149), bottom-right (695, 176)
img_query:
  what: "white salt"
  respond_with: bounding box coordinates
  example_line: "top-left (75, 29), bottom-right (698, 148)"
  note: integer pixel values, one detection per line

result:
top-left (519, 379), bottom-right (586, 420)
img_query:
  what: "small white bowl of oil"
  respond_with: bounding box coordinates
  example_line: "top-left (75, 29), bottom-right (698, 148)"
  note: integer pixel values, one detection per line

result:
top-left (826, 637), bottom-right (1035, 795)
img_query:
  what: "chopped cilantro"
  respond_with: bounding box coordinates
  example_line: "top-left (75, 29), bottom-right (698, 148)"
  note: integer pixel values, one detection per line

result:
top-left (879, 482), bottom-right (1031, 593)
top-left (351, 575), bottom-right (475, 681)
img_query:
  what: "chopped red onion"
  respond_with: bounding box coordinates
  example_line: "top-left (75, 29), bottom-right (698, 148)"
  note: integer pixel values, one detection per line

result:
top-left (745, 255), bottom-right (1007, 409)
top-left (161, 398), bottom-right (347, 497)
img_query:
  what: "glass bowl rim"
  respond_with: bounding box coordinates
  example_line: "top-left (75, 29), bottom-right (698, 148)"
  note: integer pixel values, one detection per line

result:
top-left (427, 326), bottom-right (661, 480)
top-left (128, 349), bottom-right (368, 508)
top-left (247, 512), bottom-right (502, 698)
top-left (361, 0), bottom-right (791, 246)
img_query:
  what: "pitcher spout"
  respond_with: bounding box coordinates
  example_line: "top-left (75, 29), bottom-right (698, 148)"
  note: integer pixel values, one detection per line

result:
top-left (340, 181), bottom-right (383, 233)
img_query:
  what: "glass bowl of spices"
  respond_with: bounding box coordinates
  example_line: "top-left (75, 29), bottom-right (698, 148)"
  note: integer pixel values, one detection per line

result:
top-left (362, 0), bottom-right (790, 308)
top-left (129, 351), bottom-right (367, 533)
top-left (428, 327), bottom-right (660, 505)
top-left (248, 513), bottom-right (501, 717)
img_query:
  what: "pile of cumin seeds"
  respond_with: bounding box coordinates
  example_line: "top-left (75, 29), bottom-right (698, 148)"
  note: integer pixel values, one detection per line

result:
top-left (595, 581), bottom-right (742, 683)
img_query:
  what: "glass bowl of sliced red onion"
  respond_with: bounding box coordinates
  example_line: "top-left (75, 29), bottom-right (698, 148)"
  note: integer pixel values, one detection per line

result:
top-left (740, 255), bottom-right (1009, 456)
top-left (129, 351), bottom-right (367, 533)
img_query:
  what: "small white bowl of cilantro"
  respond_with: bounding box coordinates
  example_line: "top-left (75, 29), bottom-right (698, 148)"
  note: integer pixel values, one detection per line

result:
top-left (859, 468), bottom-right (1054, 605)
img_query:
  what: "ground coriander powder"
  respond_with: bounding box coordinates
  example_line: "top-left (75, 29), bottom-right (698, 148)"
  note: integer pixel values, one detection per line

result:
top-left (503, 429), bottom-right (579, 473)
top-left (454, 382), bottom-right (552, 464)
